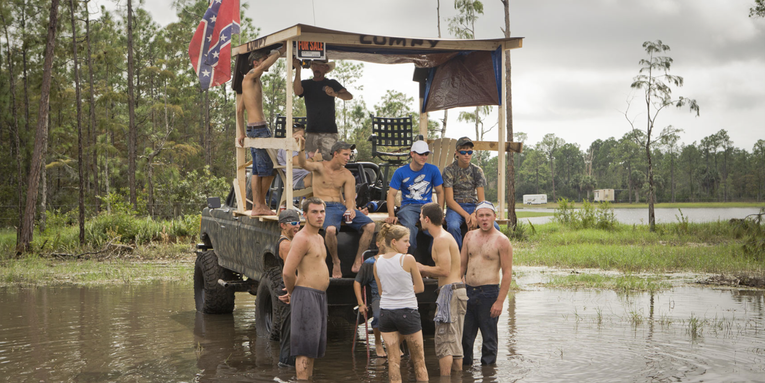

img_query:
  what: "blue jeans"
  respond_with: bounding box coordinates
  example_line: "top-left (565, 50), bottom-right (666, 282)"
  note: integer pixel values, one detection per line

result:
top-left (323, 202), bottom-right (374, 232)
top-left (462, 284), bottom-right (499, 365)
top-left (446, 203), bottom-right (501, 250)
top-left (396, 203), bottom-right (429, 251)
top-left (246, 125), bottom-right (274, 177)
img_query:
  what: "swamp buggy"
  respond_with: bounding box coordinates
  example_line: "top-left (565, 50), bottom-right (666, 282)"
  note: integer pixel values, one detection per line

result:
top-left (195, 160), bottom-right (439, 339)
top-left (192, 24), bottom-right (523, 340)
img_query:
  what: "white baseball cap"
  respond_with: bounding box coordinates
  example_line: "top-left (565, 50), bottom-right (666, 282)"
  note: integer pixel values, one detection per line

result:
top-left (410, 140), bottom-right (430, 155)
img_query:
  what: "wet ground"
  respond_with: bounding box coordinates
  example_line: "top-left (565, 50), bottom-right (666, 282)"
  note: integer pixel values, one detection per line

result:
top-left (0, 269), bottom-right (763, 382)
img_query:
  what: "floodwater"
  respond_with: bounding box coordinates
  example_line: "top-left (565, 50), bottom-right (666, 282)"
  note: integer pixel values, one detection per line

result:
top-left (520, 207), bottom-right (763, 226)
top-left (1, 269), bottom-right (763, 382)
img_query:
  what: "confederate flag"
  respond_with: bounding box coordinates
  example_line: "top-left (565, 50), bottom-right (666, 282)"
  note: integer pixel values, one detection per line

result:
top-left (188, 0), bottom-right (240, 90)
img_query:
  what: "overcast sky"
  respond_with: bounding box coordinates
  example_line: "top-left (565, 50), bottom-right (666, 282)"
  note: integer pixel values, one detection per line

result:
top-left (112, 0), bottom-right (764, 152)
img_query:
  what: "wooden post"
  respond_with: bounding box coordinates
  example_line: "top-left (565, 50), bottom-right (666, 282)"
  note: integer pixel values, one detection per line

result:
top-left (497, 42), bottom-right (507, 220)
top-left (418, 81), bottom-right (428, 138)
top-left (235, 93), bottom-right (246, 213)
top-left (285, 39), bottom-right (294, 206)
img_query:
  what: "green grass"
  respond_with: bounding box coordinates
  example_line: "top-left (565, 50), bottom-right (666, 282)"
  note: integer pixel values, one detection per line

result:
top-left (513, 201), bottom-right (765, 210)
top-left (511, 221), bottom-right (763, 276)
top-left (0, 254), bottom-right (194, 287)
top-left (546, 273), bottom-right (672, 292)
top-left (515, 211), bottom-right (553, 218)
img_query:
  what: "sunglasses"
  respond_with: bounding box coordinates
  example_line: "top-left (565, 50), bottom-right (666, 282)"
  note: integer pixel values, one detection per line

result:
top-left (287, 221), bottom-right (300, 226)
top-left (458, 150), bottom-right (474, 155)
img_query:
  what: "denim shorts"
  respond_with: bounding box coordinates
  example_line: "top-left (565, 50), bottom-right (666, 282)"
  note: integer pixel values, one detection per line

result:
top-left (246, 125), bottom-right (274, 177)
top-left (379, 308), bottom-right (421, 335)
top-left (323, 201), bottom-right (374, 232)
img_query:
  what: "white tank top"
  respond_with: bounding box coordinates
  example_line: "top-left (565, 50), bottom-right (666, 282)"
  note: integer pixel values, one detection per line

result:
top-left (377, 253), bottom-right (418, 310)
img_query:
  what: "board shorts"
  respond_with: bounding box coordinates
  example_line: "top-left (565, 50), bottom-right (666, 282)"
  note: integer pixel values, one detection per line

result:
top-left (435, 284), bottom-right (468, 358)
top-left (305, 132), bottom-right (338, 161)
top-left (290, 286), bottom-right (327, 358)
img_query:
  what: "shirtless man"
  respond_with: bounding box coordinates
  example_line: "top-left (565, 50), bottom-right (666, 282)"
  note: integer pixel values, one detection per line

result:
top-left (460, 201), bottom-right (513, 366)
top-left (416, 202), bottom-right (468, 376)
top-left (282, 197), bottom-right (330, 380)
top-left (298, 138), bottom-right (375, 277)
top-left (236, 44), bottom-right (286, 216)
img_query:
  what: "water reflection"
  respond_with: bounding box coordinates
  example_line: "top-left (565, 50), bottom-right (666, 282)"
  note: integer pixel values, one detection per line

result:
top-left (0, 275), bottom-right (763, 382)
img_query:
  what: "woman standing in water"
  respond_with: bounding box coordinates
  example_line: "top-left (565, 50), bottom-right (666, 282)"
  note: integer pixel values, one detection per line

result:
top-left (373, 223), bottom-right (428, 382)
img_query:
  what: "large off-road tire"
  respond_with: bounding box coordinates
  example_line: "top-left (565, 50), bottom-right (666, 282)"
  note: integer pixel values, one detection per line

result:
top-left (255, 266), bottom-right (288, 341)
top-left (194, 250), bottom-right (236, 314)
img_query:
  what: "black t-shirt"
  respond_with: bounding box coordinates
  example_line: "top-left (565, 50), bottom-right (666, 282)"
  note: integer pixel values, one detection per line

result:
top-left (299, 78), bottom-right (344, 134)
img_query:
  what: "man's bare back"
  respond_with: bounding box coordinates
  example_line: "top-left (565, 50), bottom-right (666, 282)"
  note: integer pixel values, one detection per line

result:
top-left (432, 230), bottom-right (463, 287)
top-left (463, 229), bottom-right (510, 287)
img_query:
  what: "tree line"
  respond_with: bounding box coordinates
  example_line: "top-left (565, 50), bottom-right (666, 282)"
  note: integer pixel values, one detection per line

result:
top-left (480, 130), bottom-right (765, 205)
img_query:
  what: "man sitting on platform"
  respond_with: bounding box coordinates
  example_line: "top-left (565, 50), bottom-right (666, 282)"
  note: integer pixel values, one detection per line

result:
top-left (297, 138), bottom-right (375, 277)
top-left (442, 136), bottom-right (499, 250)
top-left (385, 140), bottom-right (444, 254)
top-left (277, 124), bottom-right (320, 190)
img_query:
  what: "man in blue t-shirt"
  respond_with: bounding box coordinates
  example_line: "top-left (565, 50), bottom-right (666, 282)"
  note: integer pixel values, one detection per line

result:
top-left (385, 140), bottom-right (444, 252)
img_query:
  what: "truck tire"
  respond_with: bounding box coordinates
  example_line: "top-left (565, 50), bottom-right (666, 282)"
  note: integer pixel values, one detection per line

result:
top-left (255, 266), bottom-right (288, 341)
top-left (194, 250), bottom-right (236, 314)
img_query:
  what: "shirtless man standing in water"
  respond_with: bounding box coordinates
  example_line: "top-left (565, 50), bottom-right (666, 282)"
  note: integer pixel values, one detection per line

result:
top-left (282, 197), bottom-right (330, 380)
top-left (416, 202), bottom-right (468, 376)
top-left (236, 45), bottom-right (286, 216)
top-left (460, 201), bottom-right (513, 366)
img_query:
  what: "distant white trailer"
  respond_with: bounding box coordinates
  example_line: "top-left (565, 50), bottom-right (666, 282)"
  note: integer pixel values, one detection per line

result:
top-left (523, 194), bottom-right (548, 205)
top-left (594, 189), bottom-right (615, 202)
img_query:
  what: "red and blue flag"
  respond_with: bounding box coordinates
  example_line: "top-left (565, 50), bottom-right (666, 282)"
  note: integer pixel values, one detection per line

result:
top-left (188, 0), bottom-right (240, 90)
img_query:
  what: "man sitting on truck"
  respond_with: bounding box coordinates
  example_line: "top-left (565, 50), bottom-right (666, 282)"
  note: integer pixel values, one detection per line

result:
top-left (297, 138), bottom-right (375, 277)
top-left (441, 137), bottom-right (499, 250)
top-left (282, 197), bottom-right (330, 380)
top-left (385, 140), bottom-right (444, 254)
top-left (276, 124), bottom-right (319, 190)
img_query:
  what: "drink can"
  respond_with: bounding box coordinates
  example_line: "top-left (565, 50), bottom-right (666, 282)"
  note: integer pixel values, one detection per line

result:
top-left (344, 210), bottom-right (352, 224)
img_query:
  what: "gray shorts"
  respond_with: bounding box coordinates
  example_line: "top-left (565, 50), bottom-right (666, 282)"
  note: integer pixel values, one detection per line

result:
top-left (305, 132), bottom-right (338, 160)
top-left (290, 286), bottom-right (327, 358)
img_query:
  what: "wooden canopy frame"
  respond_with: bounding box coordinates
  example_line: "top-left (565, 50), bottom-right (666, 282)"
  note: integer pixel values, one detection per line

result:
top-left (233, 24), bottom-right (523, 218)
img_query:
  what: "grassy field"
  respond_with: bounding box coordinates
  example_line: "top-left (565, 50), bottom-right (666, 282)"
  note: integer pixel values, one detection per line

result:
top-left (506, 219), bottom-right (764, 290)
top-left (1, 207), bottom-right (762, 290)
top-left (513, 201), bottom-right (765, 210)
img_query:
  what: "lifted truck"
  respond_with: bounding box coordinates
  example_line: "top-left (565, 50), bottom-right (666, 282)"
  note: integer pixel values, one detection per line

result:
top-left (193, 23), bottom-right (523, 341)
top-left (195, 161), bottom-right (439, 340)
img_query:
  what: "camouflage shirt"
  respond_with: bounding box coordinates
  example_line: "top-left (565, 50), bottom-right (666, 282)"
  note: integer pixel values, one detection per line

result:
top-left (442, 161), bottom-right (487, 203)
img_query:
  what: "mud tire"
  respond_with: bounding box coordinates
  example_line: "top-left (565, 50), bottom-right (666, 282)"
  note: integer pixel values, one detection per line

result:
top-left (255, 266), bottom-right (288, 341)
top-left (194, 250), bottom-right (236, 314)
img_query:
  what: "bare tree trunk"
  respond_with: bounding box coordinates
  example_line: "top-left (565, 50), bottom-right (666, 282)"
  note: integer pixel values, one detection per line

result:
top-left (502, 0), bottom-right (517, 227)
top-left (70, 0), bottom-right (85, 244)
top-left (1, 10), bottom-right (23, 243)
top-left (18, 0), bottom-right (60, 254)
top-left (85, 0), bottom-right (99, 212)
top-left (205, 89), bottom-right (211, 167)
top-left (436, 0), bottom-right (448, 138)
top-left (127, 0), bottom-right (137, 209)
top-left (670, 152), bottom-right (675, 203)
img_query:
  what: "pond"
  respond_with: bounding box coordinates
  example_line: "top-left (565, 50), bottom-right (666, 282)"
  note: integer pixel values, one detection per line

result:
top-left (520, 207), bottom-right (763, 226)
top-left (0, 269), bottom-right (762, 382)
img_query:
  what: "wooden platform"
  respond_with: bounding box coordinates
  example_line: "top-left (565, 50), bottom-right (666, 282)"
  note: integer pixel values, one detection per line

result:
top-left (234, 210), bottom-right (390, 223)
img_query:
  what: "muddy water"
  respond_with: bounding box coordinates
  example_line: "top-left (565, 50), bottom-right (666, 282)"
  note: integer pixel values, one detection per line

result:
top-left (1, 271), bottom-right (763, 382)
